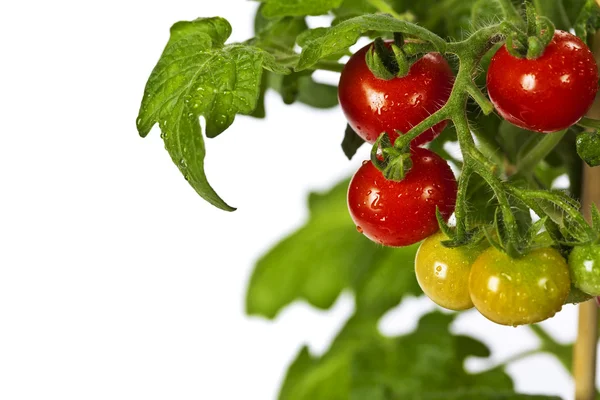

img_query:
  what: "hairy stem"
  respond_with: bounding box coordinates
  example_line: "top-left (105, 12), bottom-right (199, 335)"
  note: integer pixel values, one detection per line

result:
top-left (494, 0), bottom-right (524, 25)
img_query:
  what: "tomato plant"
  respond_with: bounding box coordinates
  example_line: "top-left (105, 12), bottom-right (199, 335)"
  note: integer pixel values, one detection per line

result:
top-left (469, 247), bottom-right (571, 326)
top-left (348, 147), bottom-right (456, 247)
top-left (338, 41), bottom-right (454, 145)
top-left (487, 30), bottom-right (599, 133)
top-left (415, 232), bottom-right (486, 310)
top-left (137, 0), bottom-right (600, 398)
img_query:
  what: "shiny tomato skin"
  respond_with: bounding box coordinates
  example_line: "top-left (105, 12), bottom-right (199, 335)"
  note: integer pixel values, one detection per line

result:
top-left (486, 30), bottom-right (599, 133)
top-left (348, 147), bottom-right (457, 247)
top-left (568, 243), bottom-right (600, 296)
top-left (415, 232), bottom-right (487, 310)
top-left (338, 41), bottom-right (454, 146)
top-left (469, 247), bottom-right (571, 326)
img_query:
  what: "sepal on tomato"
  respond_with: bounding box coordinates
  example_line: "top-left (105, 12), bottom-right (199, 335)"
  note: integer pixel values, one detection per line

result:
top-left (365, 37), bottom-right (412, 80)
top-left (365, 38), bottom-right (396, 80)
top-left (565, 285), bottom-right (593, 305)
top-left (499, 3), bottom-right (556, 60)
top-left (370, 132), bottom-right (412, 181)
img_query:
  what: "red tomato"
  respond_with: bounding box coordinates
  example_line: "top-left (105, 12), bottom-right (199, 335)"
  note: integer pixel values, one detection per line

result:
top-left (338, 41), bottom-right (454, 146)
top-left (486, 30), bottom-right (599, 132)
top-left (347, 147), bottom-right (457, 247)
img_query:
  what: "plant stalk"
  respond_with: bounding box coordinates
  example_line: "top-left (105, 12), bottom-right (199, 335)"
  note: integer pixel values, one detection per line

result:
top-left (573, 28), bottom-right (600, 400)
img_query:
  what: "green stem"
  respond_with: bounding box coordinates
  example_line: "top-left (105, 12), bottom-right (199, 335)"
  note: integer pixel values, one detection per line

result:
top-left (516, 129), bottom-right (568, 176)
top-left (454, 165), bottom-right (473, 240)
top-left (465, 83), bottom-right (494, 115)
top-left (494, 0), bottom-right (524, 25)
top-left (485, 348), bottom-right (542, 371)
top-left (505, 185), bottom-right (565, 243)
top-left (391, 109), bottom-right (450, 148)
top-left (578, 117), bottom-right (600, 130)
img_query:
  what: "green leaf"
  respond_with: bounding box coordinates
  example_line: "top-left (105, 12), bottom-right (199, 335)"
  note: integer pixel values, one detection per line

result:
top-left (332, 0), bottom-right (377, 18)
top-left (352, 244), bottom-right (421, 316)
top-left (252, 15), bottom-right (308, 67)
top-left (296, 14), bottom-right (446, 71)
top-left (246, 179), bottom-right (369, 318)
top-left (565, 284), bottom-right (593, 304)
top-left (296, 76), bottom-right (339, 108)
top-left (279, 312), bottom-right (516, 400)
top-left (267, 72), bottom-right (339, 108)
top-left (341, 125), bottom-right (365, 160)
top-left (137, 17), bottom-right (290, 211)
top-left (406, 0), bottom-right (478, 40)
top-left (249, 72), bottom-right (268, 119)
top-left (260, 0), bottom-right (345, 18)
top-left (246, 178), bottom-right (421, 319)
top-left (253, 11), bottom-right (338, 109)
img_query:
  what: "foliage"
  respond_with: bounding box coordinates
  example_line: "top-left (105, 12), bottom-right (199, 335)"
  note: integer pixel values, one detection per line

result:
top-left (137, 0), bottom-right (600, 398)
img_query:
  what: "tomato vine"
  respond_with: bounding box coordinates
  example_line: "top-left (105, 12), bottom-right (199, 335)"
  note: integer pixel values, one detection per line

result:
top-left (138, 0), bottom-right (600, 397)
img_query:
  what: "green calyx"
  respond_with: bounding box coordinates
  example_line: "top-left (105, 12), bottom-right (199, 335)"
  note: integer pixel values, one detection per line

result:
top-left (501, 2), bottom-right (555, 59)
top-left (361, 16), bottom-right (596, 259)
top-left (365, 36), bottom-right (411, 80)
top-left (370, 132), bottom-right (412, 181)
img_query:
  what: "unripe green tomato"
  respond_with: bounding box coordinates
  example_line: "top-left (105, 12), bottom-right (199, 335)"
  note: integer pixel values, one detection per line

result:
top-left (469, 247), bottom-right (570, 326)
top-left (568, 243), bottom-right (600, 296)
top-left (415, 232), bottom-right (486, 311)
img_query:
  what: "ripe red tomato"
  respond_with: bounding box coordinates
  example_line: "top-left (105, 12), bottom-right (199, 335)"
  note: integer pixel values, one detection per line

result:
top-left (348, 147), bottom-right (457, 247)
top-left (469, 247), bottom-right (571, 326)
top-left (415, 232), bottom-right (488, 311)
top-left (338, 41), bottom-right (454, 146)
top-left (486, 30), bottom-right (599, 133)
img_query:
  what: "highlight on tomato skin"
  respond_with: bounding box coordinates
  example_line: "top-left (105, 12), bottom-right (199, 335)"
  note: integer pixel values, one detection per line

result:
top-left (415, 232), bottom-right (488, 311)
top-left (338, 40), bottom-right (455, 146)
top-left (347, 147), bottom-right (457, 247)
top-left (469, 247), bottom-right (571, 327)
top-left (486, 30), bottom-right (599, 133)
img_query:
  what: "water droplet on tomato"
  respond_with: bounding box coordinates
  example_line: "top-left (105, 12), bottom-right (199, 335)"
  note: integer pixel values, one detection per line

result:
top-left (370, 193), bottom-right (382, 209)
top-left (356, 226), bottom-right (363, 233)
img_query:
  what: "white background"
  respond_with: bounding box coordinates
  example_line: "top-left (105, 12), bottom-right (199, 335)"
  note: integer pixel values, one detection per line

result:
top-left (0, 1), bottom-right (588, 399)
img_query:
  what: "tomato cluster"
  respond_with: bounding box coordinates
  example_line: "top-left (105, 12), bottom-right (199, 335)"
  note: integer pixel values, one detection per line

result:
top-left (342, 41), bottom-right (457, 247)
top-left (341, 32), bottom-right (599, 326)
top-left (416, 234), bottom-right (572, 326)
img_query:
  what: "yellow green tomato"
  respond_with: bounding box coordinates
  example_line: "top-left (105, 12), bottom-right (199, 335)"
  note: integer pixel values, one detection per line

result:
top-left (469, 247), bottom-right (571, 326)
top-left (415, 232), bottom-right (486, 311)
top-left (568, 243), bottom-right (600, 296)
